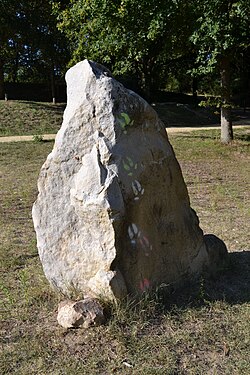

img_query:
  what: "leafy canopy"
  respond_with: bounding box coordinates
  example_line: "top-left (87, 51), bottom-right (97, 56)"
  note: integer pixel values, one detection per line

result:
top-left (55, 0), bottom-right (191, 79)
top-left (191, 0), bottom-right (250, 74)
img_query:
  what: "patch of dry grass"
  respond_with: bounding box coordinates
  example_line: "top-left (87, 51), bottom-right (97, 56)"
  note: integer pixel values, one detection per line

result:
top-left (0, 129), bottom-right (249, 374)
top-left (169, 128), bottom-right (250, 251)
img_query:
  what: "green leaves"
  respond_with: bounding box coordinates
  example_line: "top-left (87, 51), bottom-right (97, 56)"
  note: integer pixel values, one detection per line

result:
top-left (190, 0), bottom-right (250, 74)
top-left (55, 0), bottom-right (187, 92)
top-left (199, 96), bottom-right (235, 109)
top-left (0, 0), bottom-right (70, 86)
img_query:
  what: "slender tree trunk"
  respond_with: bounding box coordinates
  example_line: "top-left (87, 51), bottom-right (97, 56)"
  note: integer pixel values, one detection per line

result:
top-left (143, 72), bottom-right (153, 101)
top-left (50, 64), bottom-right (56, 104)
top-left (192, 77), bottom-right (198, 99)
top-left (220, 55), bottom-right (233, 143)
top-left (13, 48), bottom-right (19, 83)
top-left (141, 58), bottom-right (156, 101)
top-left (0, 60), bottom-right (4, 100)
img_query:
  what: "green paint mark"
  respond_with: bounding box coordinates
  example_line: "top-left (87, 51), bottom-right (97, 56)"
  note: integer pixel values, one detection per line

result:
top-left (122, 156), bottom-right (138, 177)
top-left (117, 112), bottom-right (134, 133)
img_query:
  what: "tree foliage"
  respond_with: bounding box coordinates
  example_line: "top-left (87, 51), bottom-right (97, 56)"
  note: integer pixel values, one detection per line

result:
top-left (190, 0), bottom-right (250, 142)
top-left (191, 0), bottom-right (250, 74)
top-left (55, 0), bottom-right (195, 96)
top-left (1, 0), bottom-right (249, 142)
top-left (0, 0), bottom-right (70, 99)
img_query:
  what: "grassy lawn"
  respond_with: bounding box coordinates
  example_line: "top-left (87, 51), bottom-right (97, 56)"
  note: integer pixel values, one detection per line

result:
top-left (0, 100), bottom-right (220, 137)
top-left (0, 124), bottom-right (249, 373)
top-left (0, 101), bottom-right (65, 136)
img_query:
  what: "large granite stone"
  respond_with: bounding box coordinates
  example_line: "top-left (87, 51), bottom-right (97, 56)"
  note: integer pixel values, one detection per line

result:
top-left (32, 60), bottom-right (227, 300)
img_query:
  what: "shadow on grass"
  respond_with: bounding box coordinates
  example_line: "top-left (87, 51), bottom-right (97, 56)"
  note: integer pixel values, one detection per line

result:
top-left (237, 133), bottom-right (250, 142)
top-left (19, 100), bottom-right (66, 113)
top-left (41, 139), bottom-right (55, 143)
top-left (176, 132), bottom-right (250, 142)
top-left (32, 139), bottom-right (55, 144)
top-left (158, 251), bottom-right (250, 310)
top-left (203, 251), bottom-right (250, 304)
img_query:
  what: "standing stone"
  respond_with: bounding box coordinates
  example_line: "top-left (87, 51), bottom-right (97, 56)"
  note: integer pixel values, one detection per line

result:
top-left (32, 60), bottom-right (227, 300)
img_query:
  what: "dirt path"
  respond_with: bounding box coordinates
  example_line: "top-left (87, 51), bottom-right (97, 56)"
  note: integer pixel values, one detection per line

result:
top-left (0, 125), bottom-right (249, 143)
top-left (0, 134), bottom-right (56, 143)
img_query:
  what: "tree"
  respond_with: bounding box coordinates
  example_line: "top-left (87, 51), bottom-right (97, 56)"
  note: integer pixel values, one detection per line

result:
top-left (55, 0), bottom-right (194, 99)
top-left (0, 0), bottom-right (70, 101)
top-left (0, 0), bottom-right (19, 98)
top-left (20, 0), bottom-right (70, 101)
top-left (191, 0), bottom-right (250, 143)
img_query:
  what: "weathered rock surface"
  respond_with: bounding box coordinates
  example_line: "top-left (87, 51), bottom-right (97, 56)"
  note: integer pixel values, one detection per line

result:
top-left (57, 298), bottom-right (105, 329)
top-left (32, 59), bottom-right (227, 300)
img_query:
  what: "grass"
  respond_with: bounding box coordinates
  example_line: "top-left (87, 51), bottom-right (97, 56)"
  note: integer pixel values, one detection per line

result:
top-left (169, 127), bottom-right (250, 251)
top-left (0, 100), bottom-right (219, 137)
top-left (153, 102), bottom-right (220, 127)
top-left (0, 119), bottom-right (249, 373)
top-left (0, 101), bottom-right (65, 136)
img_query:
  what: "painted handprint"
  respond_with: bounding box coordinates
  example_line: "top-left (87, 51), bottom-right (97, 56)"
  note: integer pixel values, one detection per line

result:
top-left (128, 223), bottom-right (153, 256)
top-left (132, 180), bottom-right (144, 201)
top-left (128, 223), bottom-right (139, 248)
top-left (122, 156), bottom-right (137, 177)
top-left (139, 278), bottom-right (151, 292)
top-left (137, 234), bottom-right (153, 256)
top-left (117, 112), bottom-right (134, 134)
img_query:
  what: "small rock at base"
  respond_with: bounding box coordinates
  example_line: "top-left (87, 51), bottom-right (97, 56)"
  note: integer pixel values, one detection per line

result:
top-left (57, 297), bottom-right (105, 329)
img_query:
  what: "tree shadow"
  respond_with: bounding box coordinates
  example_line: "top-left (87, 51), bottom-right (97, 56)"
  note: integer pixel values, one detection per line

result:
top-left (18, 100), bottom-right (66, 113)
top-left (237, 133), bottom-right (250, 142)
top-left (40, 139), bottom-right (56, 143)
top-left (176, 132), bottom-right (250, 142)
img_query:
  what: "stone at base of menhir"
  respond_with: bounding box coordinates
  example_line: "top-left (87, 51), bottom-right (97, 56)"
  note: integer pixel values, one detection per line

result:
top-left (57, 297), bottom-right (105, 329)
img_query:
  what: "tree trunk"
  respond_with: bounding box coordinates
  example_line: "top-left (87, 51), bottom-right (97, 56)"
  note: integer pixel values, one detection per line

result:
top-left (141, 57), bottom-right (156, 102)
top-left (0, 60), bottom-right (4, 100)
top-left (220, 55), bottom-right (233, 143)
top-left (50, 64), bottom-right (56, 104)
top-left (13, 46), bottom-right (19, 83)
top-left (192, 76), bottom-right (198, 99)
top-left (143, 72), bottom-right (153, 101)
